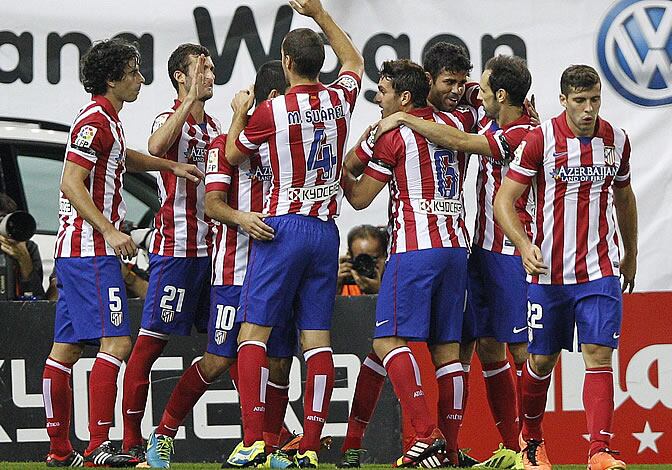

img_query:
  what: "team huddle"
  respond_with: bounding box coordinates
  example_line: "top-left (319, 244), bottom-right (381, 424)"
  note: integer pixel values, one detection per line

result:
top-left (42, 0), bottom-right (638, 469)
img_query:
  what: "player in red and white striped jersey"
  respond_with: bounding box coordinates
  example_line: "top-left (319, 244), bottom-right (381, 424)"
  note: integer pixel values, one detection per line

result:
top-left (122, 44), bottom-right (219, 458)
top-left (224, 0), bottom-right (364, 466)
top-left (343, 58), bottom-right (482, 468)
top-left (44, 39), bottom-right (203, 468)
top-left (374, 56), bottom-right (536, 464)
top-left (495, 65), bottom-right (638, 470)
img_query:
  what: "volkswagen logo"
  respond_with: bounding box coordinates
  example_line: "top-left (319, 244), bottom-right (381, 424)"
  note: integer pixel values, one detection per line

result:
top-left (597, 0), bottom-right (672, 107)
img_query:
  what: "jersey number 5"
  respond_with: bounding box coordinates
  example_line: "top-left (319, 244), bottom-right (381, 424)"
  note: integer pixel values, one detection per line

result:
top-left (307, 129), bottom-right (336, 179)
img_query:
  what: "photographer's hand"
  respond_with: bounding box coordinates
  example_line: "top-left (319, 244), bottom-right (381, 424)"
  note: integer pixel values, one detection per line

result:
top-left (0, 235), bottom-right (33, 280)
top-left (352, 267), bottom-right (381, 294)
top-left (337, 255), bottom-right (353, 291)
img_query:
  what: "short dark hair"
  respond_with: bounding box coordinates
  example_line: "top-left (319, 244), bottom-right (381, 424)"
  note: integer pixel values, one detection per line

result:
top-left (168, 43), bottom-right (210, 92)
top-left (422, 42), bottom-right (473, 80)
top-left (282, 28), bottom-right (325, 79)
top-left (81, 38), bottom-right (141, 96)
top-left (484, 55), bottom-right (532, 107)
top-left (347, 225), bottom-right (388, 255)
top-left (0, 193), bottom-right (18, 216)
top-left (379, 59), bottom-right (430, 108)
top-left (560, 65), bottom-right (601, 96)
top-left (254, 60), bottom-right (288, 105)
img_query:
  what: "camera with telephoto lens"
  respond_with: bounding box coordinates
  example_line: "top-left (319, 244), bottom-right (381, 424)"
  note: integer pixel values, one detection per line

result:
top-left (0, 211), bottom-right (37, 300)
top-left (342, 253), bottom-right (378, 285)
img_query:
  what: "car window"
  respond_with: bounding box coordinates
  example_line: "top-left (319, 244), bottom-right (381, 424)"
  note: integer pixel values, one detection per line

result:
top-left (16, 153), bottom-right (61, 234)
top-left (16, 151), bottom-right (155, 234)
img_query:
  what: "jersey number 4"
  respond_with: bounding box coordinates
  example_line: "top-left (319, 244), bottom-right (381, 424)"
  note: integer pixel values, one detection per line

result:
top-left (307, 129), bottom-right (336, 179)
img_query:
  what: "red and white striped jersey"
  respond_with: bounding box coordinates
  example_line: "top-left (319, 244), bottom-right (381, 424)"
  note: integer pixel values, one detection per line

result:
top-left (234, 71), bottom-right (361, 221)
top-left (148, 100), bottom-right (220, 257)
top-left (55, 96), bottom-right (127, 258)
top-left (507, 112), bottom-right (632, 285)
top-left (363, 106), bottom-right (477, 254)
top-left (473, 107), bottom-right (535, 255)
top-left (205, 134), bottom-right (268, 286)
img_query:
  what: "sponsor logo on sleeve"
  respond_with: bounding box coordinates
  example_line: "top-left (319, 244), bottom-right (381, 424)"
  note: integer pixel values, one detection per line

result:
top-left (73, 125), bottom-right (97, 149)
top-left (59, 198), bottom-right (73, 215)
top-left (207, 148), bottom-right (219, 173)
top-left (512, 141), bottom-right (526, 166)
top-left (335, 75), bottom-right (358, 92)
top-left (152, 113), bottom-right (170, 133)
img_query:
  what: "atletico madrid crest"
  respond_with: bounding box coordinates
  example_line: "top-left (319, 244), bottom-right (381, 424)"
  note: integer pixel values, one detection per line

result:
top-left (604, 146), bottom-right (616, 166)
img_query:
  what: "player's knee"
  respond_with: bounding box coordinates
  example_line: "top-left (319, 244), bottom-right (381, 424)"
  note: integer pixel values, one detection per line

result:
top-left (581, 344), bottom-right (613, 368)
top-left (476, 337), bottom-right (506, 363)
top-left (430, 342), bottom-right (460, 365)
top-left (459, 340), bottom-right (476, 364)
top-left (268, 356), bottom-right (292, 386)
top-left (372, 337), bottom-right (406, 361)
top-left (529, 352), bottom-right (559, 376)
top-left (49, 342), bottom-right (84, 363)
top-left (508, 342), bottom-right (529, 365)
top-left (100, 336), bottom-right (133, 361)
top-left (199, 353), bottom-right (234, 381)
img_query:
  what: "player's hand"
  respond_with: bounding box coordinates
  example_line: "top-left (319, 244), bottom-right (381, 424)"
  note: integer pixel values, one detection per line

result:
top-left (620, 252), bottom-right (637, 293)
top-left (104, 228), bottom-right (137, 258)
top-left (520, 243), bottom-right (548, 276)
top-left (351, 267), bottom-right (381, 294)
top-left (375, 112), bottom-right (405, 142)
top-left (231, 85), bottom-right (255, 115)
top-left (237, 211), bottom-right (275, 241)
top-left (187, 54), bottom-right (211, 102)
top-left (289, 0), bottom-right (325, 18)
top-left (524, 94), bottom-right (540, 126)
top-left (172, 162), bottom-right (205, 184)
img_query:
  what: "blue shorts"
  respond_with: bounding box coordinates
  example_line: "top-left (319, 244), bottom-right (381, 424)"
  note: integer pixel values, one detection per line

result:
top-left (238, 215), bottom-right (339, 331)
top-left (54, 256), bottom-right (130, 343)
top-left (526, 276), bottom-right (622, 355)
top-left (207, 285), bottom-right (298, 358)
top-left (141, 254), bottom-right (210, 336)
top-left (463, 246), bottom-right (528, 343)
top-left (375, 247), bottom-right (468, 343)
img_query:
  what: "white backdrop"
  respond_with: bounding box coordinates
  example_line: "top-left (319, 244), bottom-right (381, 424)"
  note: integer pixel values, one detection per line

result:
top-left (1, 0), bottom-right (670, 291)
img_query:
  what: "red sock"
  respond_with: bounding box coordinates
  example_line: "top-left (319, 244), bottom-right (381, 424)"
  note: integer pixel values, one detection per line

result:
top-left (122, 331), bottom-right (168, 449)
top-left (521, 361), bottom-right (552, 442)
top-left (515, 362), bottom-right (524, 432)
top-left (87, 352), bottom-right (122, 452)
top-left (436, 361), bottom-right (465, 453)
top-left (263, 381), bottom-right (290, 452)
top-left (43, 357), bottom-right (74, 457)
top-left (300, 348), bottom-right (335, 453)
top-left (584, 367), bottom-right (614, 457)
top-left (237, 341), bottom-right (269, 446)
top-left (383, 347), bottom-right (435, 438)
top-left (342, 353), bottom-right (386, 452)
top-left (462, 364), bottom-right (470, 420)
top-left (483, 360), bottom-right (519, 450)
top-left (155, 362), bottom-right (212, 438)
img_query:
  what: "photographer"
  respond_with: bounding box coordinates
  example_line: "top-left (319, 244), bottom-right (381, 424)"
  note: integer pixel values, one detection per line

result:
top-left (0, 193), bottom-right (45, 299)
top-left (337, 224), bottom-right (387, 295)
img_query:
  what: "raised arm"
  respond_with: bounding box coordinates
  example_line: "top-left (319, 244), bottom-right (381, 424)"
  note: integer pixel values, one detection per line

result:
top-left (225, 86), bottom-right (255, 166)
top-left (289, 0), bottom-right (364, 77)
top-left (148, 55), bottom-right (209, 157)
top-left (614, 183), bottom-right (638, 292)
top-left (377, 112), bottom-right (491, 155)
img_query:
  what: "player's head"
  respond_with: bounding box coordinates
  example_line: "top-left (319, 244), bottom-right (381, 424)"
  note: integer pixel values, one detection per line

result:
top-left (254, 60), bottom-right (288, 106)
top-left (375, 59), bottom-right (430, 118)
top-left (168, 43), bottom-right (215, 101)
top-left (81, 38), bottom-right (143, 102)
top-left (281, 28), bottom-right (325, 82)
top-left (479, 55), bottom-right (531, 119)
top-left (423, 42), bottom-right (472, 112)
top-left (560, 65), bottom-right (601, 137)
